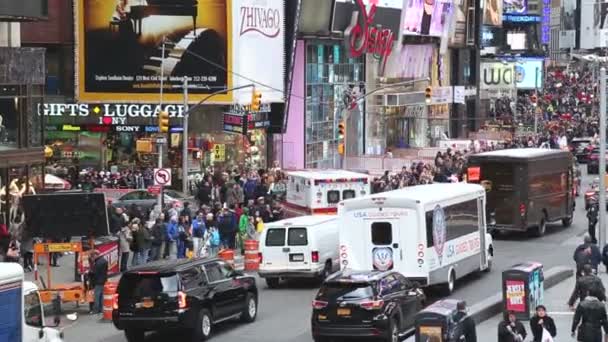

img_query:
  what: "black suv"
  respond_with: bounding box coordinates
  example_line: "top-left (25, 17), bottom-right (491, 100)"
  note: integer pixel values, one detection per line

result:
top-left (311, 270), bottom-right (425, 342)
top-left (112, 258), bottom-right (258, 341)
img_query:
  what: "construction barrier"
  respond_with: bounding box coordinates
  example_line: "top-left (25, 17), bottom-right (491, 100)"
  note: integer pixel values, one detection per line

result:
top-left (218, 249), bottom-right (235, 267)
top-left (244, 240), bottom-right (260, 271)
top-left (102, 281), bottom-right (118, 321)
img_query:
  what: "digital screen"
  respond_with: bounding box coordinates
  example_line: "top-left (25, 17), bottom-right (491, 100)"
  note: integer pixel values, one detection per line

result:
top-left (483, 0), bottom-right (503, 26)
top-left (503, 0), bottom-right (527, 14)
top-left (513, 59), bottom-right (543, 89)
top-left (503, 14), bottom-right (540, 22)
top-left (507, 32), bottom-right (527, 50)
top-left (402, 0), bottom-right (453, 37)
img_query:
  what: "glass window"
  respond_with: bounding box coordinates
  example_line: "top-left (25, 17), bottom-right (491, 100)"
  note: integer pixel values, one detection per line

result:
top-left (30, 89), bottom-right (44, 147)
top-left (327, 190), bottom-right (340, 204)
top-left (378, 274), bottom-right (401, 297)
top-left (121, 191), bottom-right (142, 200)
top-left (119, 273), bottom-right (179, 298)
top-left (24, 292), bottom-right (43, 327)
top-left (343, 190), bottom-right (355, 200)
top-left (180, 267), bottom-right (201, 286)
top-left (317, 282), bottom-right (374, 301)
top-left (205, 263), bottom-right (227, 283)
top-left (0, 86), bottom-right (22, 149)
top-left (371, 222), bottom-right (392, 245)
top-left (288, 228), bottom-right (308, 246)
top-left (426, 200), bottom-right (479, 246)
top-left (265, 228), bottom-right (286, 246)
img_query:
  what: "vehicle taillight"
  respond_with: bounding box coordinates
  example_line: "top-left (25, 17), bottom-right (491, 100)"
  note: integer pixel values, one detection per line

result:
top-left (360, 300), bottom-right (384, 310)
top-left (311, 251), bottom-right (319, 263)
top-left (519, 203), bottom-right (526, 216)
top-left (112, 293), bottom-right (119, 310)
top-left (258, 252), bottom-right (263, 264)
top-left (312, 300), bottom-right (328, 309)
top-left (178, 291), bottom-right (187, 309)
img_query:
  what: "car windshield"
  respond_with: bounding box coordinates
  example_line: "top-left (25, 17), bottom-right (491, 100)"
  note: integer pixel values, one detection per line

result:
top-left (318, 282), bottom-right (374, 301)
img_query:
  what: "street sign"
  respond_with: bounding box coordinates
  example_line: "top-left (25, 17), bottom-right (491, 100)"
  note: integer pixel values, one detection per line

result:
top-left (155, 137), bottom-right (167, 144)
top-left (154, 168), bottom-right (172, 186)
top-left (147, 185), bottom-right (162, 195)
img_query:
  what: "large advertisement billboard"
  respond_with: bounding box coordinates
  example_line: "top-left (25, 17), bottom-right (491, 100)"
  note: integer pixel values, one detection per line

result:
top-left (483, 0), bottom-right (503, 26)
top-left (514, 60), bottom-right (543, 89)
top-left (480, 62), bottom-right (515, 90)
top-left (75, 0), bottom-right (233, 103)
top-left (402, 0), bottom-right (453, 37)
top-left (579, 0), bottom-right (608, 49)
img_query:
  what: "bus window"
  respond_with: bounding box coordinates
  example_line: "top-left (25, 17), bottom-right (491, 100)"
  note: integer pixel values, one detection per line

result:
top-left (327, 190), bottom-right (340, 204)
top-left (343, 190), bottom-right (356, 200)
top-left (371, 222), bottom-right (392, 245)
top-left (425, 211), bottom-right (434, 247)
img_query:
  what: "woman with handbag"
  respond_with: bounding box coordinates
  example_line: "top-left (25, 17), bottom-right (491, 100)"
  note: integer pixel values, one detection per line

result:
top-left (5, 239), bottom-right (20, 263)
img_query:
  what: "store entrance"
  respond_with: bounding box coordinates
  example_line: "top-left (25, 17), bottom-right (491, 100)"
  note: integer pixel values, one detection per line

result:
top-left (386, 117), bottom-right (413, 149)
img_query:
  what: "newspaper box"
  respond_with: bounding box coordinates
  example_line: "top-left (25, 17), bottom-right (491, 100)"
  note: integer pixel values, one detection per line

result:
top-left (502, 261), bottom-right (544, 321)
top-left (414, 299), bottom-right (467, 342)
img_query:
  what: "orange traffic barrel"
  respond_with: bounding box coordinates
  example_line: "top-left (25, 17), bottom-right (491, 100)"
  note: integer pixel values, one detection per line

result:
top-left (218, 249), bottom-right (235, 266)
top-left (244, 240), bottom-right (260, 271)
top-left (103, 281), bottom-right (118, 321)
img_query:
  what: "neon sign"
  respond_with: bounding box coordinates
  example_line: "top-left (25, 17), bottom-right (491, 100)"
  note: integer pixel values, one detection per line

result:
top-left (541, 0), bottom-right (550, 44)
top-left (502, 14), bottom-right (541, 22)
top-left (343, 0), bottom-right (395, 74)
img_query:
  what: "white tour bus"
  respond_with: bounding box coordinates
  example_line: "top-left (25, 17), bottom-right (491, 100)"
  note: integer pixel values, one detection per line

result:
top-left (283, 170), bottom-right (371, 217)
top-left (338, 183), bottom-right (493, 294)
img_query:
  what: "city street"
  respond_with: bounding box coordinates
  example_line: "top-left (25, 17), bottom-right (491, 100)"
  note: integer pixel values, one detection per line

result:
top-left (48, 168), bottom-right (593, 342)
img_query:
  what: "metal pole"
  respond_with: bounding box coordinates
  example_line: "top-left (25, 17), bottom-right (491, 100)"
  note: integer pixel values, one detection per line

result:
top-left (157, 39), bottom-right (166, 209)
top-left (534, 67), bottom-right (539, 134)
top-left (182, 77), bottom-right (189, 195)
top-left (599, 67), bottom-right (606, 248)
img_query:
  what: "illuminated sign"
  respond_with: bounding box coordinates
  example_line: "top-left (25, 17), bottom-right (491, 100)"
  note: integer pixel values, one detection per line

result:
top-left (541, 0), bottom-right (550, 44)
top-left (62, 124), bottom-right (81, 131)
top-left (38, 103), bottom-right (186, 118)
top-left (502, 14), bottom-right (541, 22)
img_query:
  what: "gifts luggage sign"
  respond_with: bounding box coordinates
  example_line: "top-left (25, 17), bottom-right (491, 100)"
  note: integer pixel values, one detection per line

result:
top-left (154, 168), bottom-right (172, 186)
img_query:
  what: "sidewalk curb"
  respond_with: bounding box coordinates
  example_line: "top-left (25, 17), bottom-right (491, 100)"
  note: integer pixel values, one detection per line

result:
top-left (469, 266), bottom-right (574, 325)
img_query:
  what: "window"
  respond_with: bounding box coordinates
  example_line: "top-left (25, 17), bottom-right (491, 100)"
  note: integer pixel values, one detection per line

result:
top-left (343, 189), bottom-right (356, 200)
top-left (378, 274), bottom-right (401, 296)
top-left (204, 263), bottom-right (226, 283)
top-left (327, 190), bottom-right (340, 204)
top-left (371, 222), bottom-right (392, 245)
top-left (181, 267), bottom-right (202, 287)
top-left (318, 282), bottom-right (374, 301)
top-left (121, 192), bottom-right (142, 200)
top-left (288, 228), bottom-right (308, 246)
top-left (119, 274), bottom-right (179, 298)
top-left (426, 199), bottom-right (479, 247)
top-left (265, 228), bottom-right (286, 246)
top-left (24, 292), bottom-right (42, 327)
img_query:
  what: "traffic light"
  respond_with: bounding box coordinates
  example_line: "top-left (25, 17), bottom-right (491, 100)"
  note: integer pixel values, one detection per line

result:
top-left (158, 110), bottom-right (169, 133)
top-left (251, 89), bottom-right (262, 112)
top-left (425, 87), bottom-right (432, 104)
top-left (338, 121), bottom-right (346, 140)
top-left (338, 143), bottom-right (345, 155)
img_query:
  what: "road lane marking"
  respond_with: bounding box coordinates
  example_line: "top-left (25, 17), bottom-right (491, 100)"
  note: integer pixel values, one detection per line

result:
top-left (548, 311), bottom-right (574, 315)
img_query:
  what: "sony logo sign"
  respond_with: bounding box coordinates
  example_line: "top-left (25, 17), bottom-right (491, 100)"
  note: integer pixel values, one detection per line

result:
top-left (38, 103), bottom-right (186, 118)
top-left (115, 125), bottom-right (141, 132)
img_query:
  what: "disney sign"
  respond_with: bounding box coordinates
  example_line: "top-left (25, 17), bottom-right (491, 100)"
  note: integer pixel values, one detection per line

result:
top-left (343, 0), bottom-right (395, 74)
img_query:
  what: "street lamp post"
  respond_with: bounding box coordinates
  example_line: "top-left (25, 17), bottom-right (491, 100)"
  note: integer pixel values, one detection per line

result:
top-left (599, 67), bottom-right (606, 248)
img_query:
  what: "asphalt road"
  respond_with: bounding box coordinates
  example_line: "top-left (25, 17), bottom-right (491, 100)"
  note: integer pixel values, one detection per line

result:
top-left (61, 168), bottom-right (595, 342)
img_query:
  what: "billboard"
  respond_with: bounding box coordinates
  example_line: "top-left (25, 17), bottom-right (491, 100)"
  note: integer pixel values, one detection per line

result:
top-left (75, 0), bottom-right (232, 103)
top-left (514, 60), bottom-right (543, 89)
top-left (503, 0), bottom-right (527, 14)
top-left (579, 0), bottom-right (608, 49)
top-left (402, 0), bottom-right (453, 37)
top-left (449, 0), bottom-right (469, 46)
top-left (483, 0), bottom-right (503, 26)
top-left (231, 0), bottom-right (285, 104)
top-left (480, 62), bottom-right (515, 90)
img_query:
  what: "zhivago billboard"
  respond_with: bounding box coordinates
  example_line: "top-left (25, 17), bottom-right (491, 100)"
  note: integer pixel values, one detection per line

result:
top-left (75, 0), bottom-right (232, 103)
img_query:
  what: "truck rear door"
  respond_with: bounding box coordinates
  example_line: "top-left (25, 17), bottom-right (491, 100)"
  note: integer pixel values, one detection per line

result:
top-left (475, 162), bottom-right (516, 226)
top-left (261, 227), bottom-right (289, 271)
top-left (286, 227), bottom-right (311, 271)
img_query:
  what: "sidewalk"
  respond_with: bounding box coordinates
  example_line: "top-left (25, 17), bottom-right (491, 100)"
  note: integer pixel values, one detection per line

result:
top-left (474, 271), bottom-right (607, 342)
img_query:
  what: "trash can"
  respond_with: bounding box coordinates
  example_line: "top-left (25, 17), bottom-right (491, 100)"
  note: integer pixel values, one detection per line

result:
top-left (502, 261), bottom-right (544, 321)
top-left (414, 299), bottom-right (467, 342)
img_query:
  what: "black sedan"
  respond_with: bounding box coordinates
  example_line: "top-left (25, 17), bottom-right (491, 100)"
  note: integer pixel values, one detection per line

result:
top-left (311, 270), bottom-right (425, 342)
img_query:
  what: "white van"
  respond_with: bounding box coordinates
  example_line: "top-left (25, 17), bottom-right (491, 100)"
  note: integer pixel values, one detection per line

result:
top-left (258, 215), bottom-right (340, 288)
top-left (338, 183), bottom-right (493, 294)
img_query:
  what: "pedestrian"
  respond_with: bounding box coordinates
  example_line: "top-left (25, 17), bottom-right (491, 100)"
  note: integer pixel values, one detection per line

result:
top-left (150, 218), bottom-right (165, 261)
top-left (587, 202), bottom-right (599, 244)
top-left (139, 222), bottom-right (152, 264)
top-left (207, 226), bottom-right (220, 257)
top-left (89, 250), bottom-right (108, 315)
top-left (569, 264), bottom-right (606, 308)
top-left (530, 305), bottom-right (557, 342)
top-left (498, 312), bottom-right (527, 342)
top-left (20, 230), bottom-right (33, 272)
top-left (574, 235), bottom-right (602, 277)
top-left (118, 224), bottom-right (132, 272)
top-left (130, 222), bottom-right (141, 266)
top-left (238, 207), bottom-right (250, 254)
top-left (217, 207), bottom-right (233, 249)
top-left (191, 212), bottom-right (206, 258)
top-left (571, 288), bottom-right (608, 342)
top-left (454, 301), bottom-right (476, 342)
top-left (166, 216), bottom-right (179, 260)
top-left (177, 216), bottom-right (189, 259)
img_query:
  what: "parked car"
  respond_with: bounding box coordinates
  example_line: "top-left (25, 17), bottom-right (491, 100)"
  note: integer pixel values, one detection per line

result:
top-left (570, 137), bottom-right (593, 162)
top-left (112, 258), bottom-right (258, 341)
top-left (587, 147), bottom-right (608, 174)
top-left (311, 270), bottom-right (425, 342)
top-left (110, 190), bottom-right (185, 211)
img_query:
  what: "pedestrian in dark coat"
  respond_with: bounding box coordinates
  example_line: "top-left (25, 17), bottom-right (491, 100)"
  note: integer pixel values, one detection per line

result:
top-left (530, 305), bottom-right (557, 342)
top-left (498, 312), bottom-right (527, 342)
top-left (571, 294), bottom-right (608, 342)
top-left (89, 250), bottom-right (108, 314)
top-left (453, 301), bottom-right (476, 342)
top-left (574, 235), bottom-right (602, 276)
top-left (569, 264), bottom-right (606, 308)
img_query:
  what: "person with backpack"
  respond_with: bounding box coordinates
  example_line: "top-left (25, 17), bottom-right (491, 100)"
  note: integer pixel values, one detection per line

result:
top-left (574, 235), bottom-right (602, 277)
top-left (569, 264), bottom-right (606, 309)
top-left (207, 226), bottom-right (220, 257)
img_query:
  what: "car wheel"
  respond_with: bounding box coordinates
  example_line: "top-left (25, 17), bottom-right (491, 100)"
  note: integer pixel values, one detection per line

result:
top-left (387, 318), bottom-right (399, 342)
top-left (266, 277), bottom-right (279, 289)
top-left (533, 218), bottom-right (546, 237)
top-left (193, 309), bottom-right (213, 341)
top-left (124, 329), bottom-right (144, 342)
top-left (241, 293), bottom-right (258, 323)
top-left (562, 216), bottom-right (573, 227)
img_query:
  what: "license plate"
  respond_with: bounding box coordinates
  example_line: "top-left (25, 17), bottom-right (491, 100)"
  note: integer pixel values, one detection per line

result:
top-left (291, 254), bottom-right (304, 262)
top-left (141, 299), bottom-right (154, 308)
top-left (337, 308), bottom-right (351, 316)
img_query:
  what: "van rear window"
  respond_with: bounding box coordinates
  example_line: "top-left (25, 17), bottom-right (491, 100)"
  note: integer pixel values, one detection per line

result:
top-left (119, 273), bottom-right (179, 299)
top-left (265, 228), bottom-right (286, 246)
top-left (371, 222), bottom-right (392, 245)
top-left (288, 228), bottom-right (308, 246)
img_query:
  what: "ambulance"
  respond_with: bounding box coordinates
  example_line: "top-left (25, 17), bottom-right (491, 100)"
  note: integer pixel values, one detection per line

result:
top-left (282, 170), bottom-right (372, 217)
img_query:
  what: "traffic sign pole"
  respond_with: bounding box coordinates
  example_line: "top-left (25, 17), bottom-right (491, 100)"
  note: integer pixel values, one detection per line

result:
top-left (157, 138), bottom-right (163, 209)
